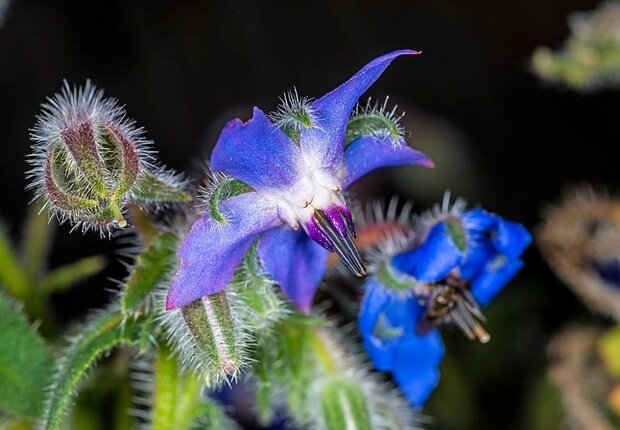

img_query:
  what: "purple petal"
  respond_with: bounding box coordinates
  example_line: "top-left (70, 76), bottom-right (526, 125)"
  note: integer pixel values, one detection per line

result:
top-left (391, 221), bottom-right (464, 281)
top-left (393, 330), bottom-right (444, 408)
top-left (301, 50), bottom-right (420, 169)
top-left (470, 258), bottom-right (524, 306)
top-left (166, 192), bottom-right (281, 309)
top-left (210, 107), bottom-right (302, 191)
top-left (341, 135), bottom-right (433, 189)
top-left (257, 226), bottom-right (329, 313)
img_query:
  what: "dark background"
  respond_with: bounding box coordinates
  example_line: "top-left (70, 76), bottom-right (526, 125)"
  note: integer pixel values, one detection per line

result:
top-left (0, 1), bottom-right (617, 429)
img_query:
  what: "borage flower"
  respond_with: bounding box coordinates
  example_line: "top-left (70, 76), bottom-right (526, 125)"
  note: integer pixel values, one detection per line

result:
top-left (166, 50), bottom-right (432, 311)
top-left (359, 198), bottom-right (531, 407)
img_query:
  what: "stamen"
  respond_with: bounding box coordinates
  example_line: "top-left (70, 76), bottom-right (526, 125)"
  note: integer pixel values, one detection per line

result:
top-left (310, 210), bottom-right (366, 277)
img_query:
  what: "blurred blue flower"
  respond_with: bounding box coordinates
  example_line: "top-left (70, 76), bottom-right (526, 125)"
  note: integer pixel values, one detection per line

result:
top-left (167, 50), bottom-right (432, 311)
top-left (359, 202), bottom-right (531, 407)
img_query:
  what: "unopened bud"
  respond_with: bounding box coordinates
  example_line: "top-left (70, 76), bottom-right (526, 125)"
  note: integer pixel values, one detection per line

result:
top-left (319, 378), bottom-right (372, 430)
top-left (28, 80), bottom-right (190, 234)
top-left (162, 290), bottom-right (252, 387)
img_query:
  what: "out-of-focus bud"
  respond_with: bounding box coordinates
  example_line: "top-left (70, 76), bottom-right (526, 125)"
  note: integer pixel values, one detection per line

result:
top-left (548, 326), bottom-right (620, 430)
top-left (537, 189), bottom-right (620, 320)
top-left (161, 290), bottom-right (251, 387)
top-left (256, 320), bottom-right (422, 429)
top-left (318, 378), bottom-right (372, 430)
top-left (531, 2), bottom-right (620, 91)
top-left (27, 81), bottom-right (191, 235)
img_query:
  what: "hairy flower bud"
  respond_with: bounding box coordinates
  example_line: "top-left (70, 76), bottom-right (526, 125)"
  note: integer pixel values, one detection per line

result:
top-left (318, 378), bottom-right (372, 430)
top-left (27, 80), bottom-right (190, 235)
top-left (161, 289), bottom-right (252, 387)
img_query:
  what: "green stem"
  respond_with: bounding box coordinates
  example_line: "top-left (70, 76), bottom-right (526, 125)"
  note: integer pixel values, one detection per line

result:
top-left (308, 330), bottom-right (337, 374)
top-left (109, 200), bottom-right (127, 228)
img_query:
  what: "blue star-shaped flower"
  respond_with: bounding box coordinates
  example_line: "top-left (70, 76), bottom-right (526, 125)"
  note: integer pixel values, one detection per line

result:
top-left (166, 50), bottom-right (432, 311)
top-left (359, 204), bottom-right (531, 407)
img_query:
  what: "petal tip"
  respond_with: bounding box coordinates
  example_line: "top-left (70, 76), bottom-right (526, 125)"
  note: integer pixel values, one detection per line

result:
top-left (393, 49), bottom-right (422, 56)
top-left (164, 293), bottom-right (179, 311)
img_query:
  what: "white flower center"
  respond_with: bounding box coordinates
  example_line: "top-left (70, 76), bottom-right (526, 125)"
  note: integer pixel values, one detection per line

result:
top-left (263, 166), bottom-right (343, 229)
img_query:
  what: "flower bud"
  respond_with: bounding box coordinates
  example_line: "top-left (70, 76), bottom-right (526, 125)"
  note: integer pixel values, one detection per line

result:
top-left (318, 378), bottom-right (372, 430)
top-left (537, 190), bottom-right (620, 320)
top-left (28, 81), bottom-right (190, 234)
top-left (161, 290), bottom-right (252, 387)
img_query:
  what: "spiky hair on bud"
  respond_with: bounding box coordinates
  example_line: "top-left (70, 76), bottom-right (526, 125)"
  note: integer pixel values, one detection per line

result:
top-left (27, 80), bottom-right (190, 237)
top-left (268, 87), bottom-right (318, 139)
top-left (346, 96), bottom-right (407, 147)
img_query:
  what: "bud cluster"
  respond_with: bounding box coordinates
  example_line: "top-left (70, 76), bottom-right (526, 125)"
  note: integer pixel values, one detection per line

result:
top-left (27, 81), bottom-right (190, 235)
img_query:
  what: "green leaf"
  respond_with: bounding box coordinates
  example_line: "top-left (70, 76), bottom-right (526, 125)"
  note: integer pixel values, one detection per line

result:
top-left (39, 255), bottom-right (106, 294)
top-left (120, 232), bottom-right (179, 314)
top-left (21, 202), bottom-right (54, 280)
top-left (0, 293), bottom-right (54, 419)
top-left (41, 309), bottom-right (144, 430)
top-left (0, 227), bottom-right (29, 299)
top-left (131, 172), bottom-right (192, 203)
top-left (599, 326), bottom-right (620, 377)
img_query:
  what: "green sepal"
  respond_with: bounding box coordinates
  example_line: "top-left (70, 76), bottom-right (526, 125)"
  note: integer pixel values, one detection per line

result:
top-left (98, 124), bottom-right (140, 200)
top-left (319, 378), bottom-right (372, 430)
top-left (207, 178), bottom-right (252, 223)
top-left (120, 231), bottom-right (179, 314)
top-left (345, 105), bottom-right (404, 147)
top-left (180, 292), bottom-right (246, 384)
top-left (41, 309), bottom-right (146, 430)
top-left (0, 293), bottom-right (54, 419)
top-left (231, 245), bottom-right (288, 331)
top-left (376, 262), bottom-right (416, 292)
top-left (45, 144), bottom-right (101, 212)
top-left (446, 218), bottom-right (466, 251)
top-left (60, 122), bottom-right (107, 197)
top-left (131, 172), bottom-right (192, 203)
top-left (281, 126), bottom-right (301, 144)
